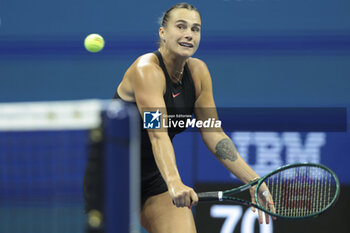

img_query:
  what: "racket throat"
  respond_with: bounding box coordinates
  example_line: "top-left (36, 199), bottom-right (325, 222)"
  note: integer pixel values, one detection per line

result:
top-left (218, 191), bottom-right (223, 201)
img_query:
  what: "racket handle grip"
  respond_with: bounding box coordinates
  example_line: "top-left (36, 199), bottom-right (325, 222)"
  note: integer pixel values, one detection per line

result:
top-left (198, 191), bottom-right (222, 202)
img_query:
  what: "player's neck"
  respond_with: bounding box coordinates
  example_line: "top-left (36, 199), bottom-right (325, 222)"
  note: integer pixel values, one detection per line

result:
top-left (158, 48), bottom-right (186, 80)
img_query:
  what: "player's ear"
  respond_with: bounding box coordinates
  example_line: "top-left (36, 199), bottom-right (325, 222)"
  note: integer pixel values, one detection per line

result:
top-left (159, 27), bottom-right (166, 43)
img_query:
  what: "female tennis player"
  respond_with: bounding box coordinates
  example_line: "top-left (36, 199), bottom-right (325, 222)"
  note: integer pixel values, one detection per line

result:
top-left (85, 3), bottom-right (274, 233)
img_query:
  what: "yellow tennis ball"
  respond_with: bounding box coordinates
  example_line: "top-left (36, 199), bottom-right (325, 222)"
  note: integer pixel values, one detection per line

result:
top-left (84, 34), bottom-right (105, 53)
top-left (88, 209), bottom-right (103, 228)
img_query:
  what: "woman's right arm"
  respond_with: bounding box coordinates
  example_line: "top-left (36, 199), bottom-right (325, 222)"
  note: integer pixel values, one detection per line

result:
top-left (132, 60), bottom-right (198, 208)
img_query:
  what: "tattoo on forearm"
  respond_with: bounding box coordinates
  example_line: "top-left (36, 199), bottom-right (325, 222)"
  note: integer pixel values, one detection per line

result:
top-left (215, 138), bottom-right (238, 161)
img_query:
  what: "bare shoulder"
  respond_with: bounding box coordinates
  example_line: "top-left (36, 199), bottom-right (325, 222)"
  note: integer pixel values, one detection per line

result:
top-left (187, 57), bottom-right (209, 75)
top-left (135, 53), bottom-right (159, 67)
top-left (118, 53), bottom-right (165, 101)
top-left (130, 53), bottom-right (165, 83)
top-left (187, 57), bottom-right (211, 99)
top-left (129, 53), bottom-right (167, 96)
top-left (187, 57), bottom-right (211, 84)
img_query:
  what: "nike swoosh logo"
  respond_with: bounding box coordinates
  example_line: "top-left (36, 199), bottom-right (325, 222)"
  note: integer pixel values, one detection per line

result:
top-left (172, 92), bottom-right (181, 98)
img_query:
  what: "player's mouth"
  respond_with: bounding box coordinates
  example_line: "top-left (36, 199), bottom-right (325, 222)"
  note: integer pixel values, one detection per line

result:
top-left (178, 42), bottom-right (194, 48)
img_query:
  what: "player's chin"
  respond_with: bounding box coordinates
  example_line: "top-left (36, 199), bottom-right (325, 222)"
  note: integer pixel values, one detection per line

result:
top-left (177, 46), bottom-right (198, 57)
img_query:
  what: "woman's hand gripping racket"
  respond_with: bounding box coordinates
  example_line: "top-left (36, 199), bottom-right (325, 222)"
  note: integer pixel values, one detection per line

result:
top-left (198, 163), bottom-right (340, 221)
top-left (249, 178), bottom-right (276, 224)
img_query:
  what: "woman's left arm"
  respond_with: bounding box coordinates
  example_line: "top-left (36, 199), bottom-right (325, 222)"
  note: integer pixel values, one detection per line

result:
top-left (193, 59), bottom-right (275, 224)
top-left (192, 59), bottom-right (259, 184)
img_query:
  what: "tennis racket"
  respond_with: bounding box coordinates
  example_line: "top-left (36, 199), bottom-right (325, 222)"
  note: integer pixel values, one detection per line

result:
top-left (198, 163), bottom-right (340, 219)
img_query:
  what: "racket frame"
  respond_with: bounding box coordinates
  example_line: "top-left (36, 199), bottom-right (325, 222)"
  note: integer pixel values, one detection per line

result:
top-left (198, 163), bottom-right (340, 219)
top-left (254, 162), bottom-right (340, 219)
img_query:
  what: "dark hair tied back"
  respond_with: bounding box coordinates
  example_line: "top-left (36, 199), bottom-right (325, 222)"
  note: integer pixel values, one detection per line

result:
top-left (159, 3), bottom-right (201, 28)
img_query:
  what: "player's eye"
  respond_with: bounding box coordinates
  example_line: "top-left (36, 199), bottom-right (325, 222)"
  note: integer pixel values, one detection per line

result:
top-left (192, 27), bottom-right (200, 32)
top-left (177, 24), bottom-right (186, 30)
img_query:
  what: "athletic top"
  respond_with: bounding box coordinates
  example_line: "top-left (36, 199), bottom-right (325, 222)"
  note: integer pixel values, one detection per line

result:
top-left (113, 50), bottom-right (196, 183)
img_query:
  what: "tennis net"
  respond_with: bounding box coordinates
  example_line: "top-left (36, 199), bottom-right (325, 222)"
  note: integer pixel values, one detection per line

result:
top-left (0, 100), bottom-right (101, 233)
top-left (0, 99), bottom-right (141, 233)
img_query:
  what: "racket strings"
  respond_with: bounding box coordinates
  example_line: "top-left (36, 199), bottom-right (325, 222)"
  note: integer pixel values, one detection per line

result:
top-left (261, 166), bottom-right (337, 217)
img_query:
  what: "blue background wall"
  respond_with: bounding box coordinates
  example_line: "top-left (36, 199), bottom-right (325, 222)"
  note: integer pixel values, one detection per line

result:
top-left (1, 0), bottom-right (350, 107)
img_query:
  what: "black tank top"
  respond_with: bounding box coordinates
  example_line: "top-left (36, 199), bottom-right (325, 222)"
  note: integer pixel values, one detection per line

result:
top-left (156, 50), bottom-right (196, 137)
top-left (113, 51), bottom-right (196, 178)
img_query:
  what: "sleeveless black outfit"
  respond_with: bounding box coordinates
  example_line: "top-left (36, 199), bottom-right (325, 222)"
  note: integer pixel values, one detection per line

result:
top-left (83, 51), bottom-right (196, 214)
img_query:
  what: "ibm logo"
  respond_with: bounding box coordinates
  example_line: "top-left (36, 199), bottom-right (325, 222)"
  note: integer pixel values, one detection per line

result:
top-left (143, 110), bottom-right (161, 129)
top-left (231, 132), bottom-right (325, 176)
